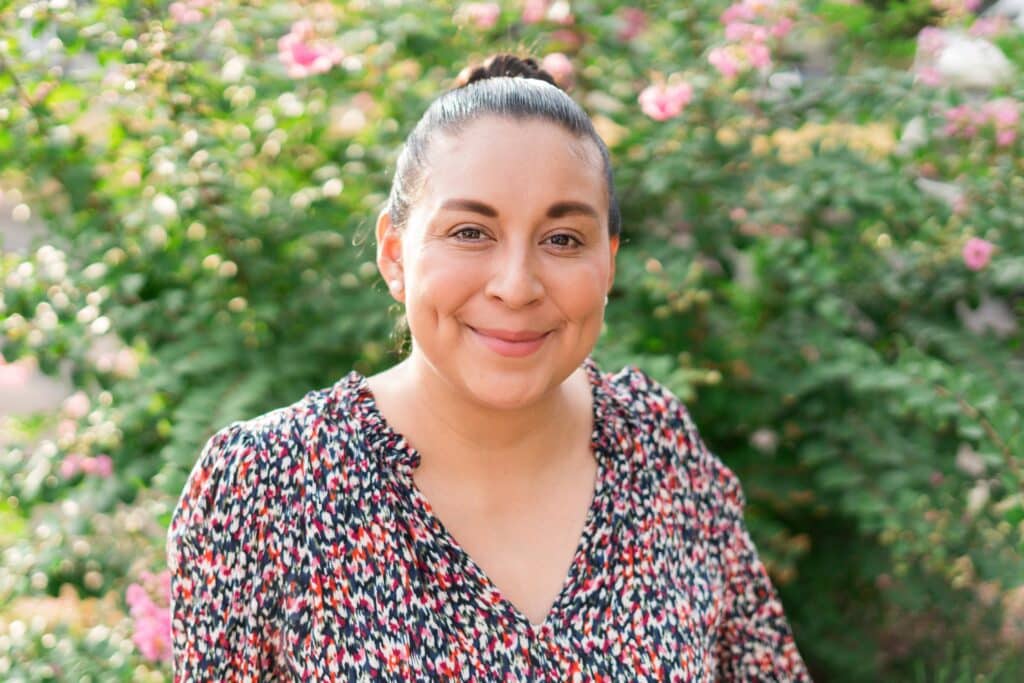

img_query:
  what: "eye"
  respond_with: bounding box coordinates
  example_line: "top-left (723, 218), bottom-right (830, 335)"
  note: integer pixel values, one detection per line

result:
top-left (545, 233), bottom-right (583, 249)
top-left (451, 226), bottom-right (488, 241)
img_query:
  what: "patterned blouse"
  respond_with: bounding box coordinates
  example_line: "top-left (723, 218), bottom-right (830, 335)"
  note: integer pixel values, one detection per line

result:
top-left (168, 355), bottom-right (811, 681)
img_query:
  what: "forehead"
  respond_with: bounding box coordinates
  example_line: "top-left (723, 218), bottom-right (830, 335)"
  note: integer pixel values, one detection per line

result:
top-left (415, 115), bottom-right (607, 217)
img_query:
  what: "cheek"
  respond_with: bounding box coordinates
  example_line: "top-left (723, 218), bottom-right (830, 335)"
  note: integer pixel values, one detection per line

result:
top-left (407, 251), bottom-right (483, 311)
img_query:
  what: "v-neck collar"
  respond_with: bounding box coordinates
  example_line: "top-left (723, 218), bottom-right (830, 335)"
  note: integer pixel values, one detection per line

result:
top-left (340, 355), bottom-right (637, 636)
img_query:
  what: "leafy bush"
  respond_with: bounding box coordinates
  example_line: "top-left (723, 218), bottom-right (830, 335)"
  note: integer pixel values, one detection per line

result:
top-left (1, 0), bottom-right (1022, 679)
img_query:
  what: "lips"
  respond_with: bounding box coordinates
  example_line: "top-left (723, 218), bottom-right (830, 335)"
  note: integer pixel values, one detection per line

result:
top-left (469, 327), bottom-right (551, 342)
top-left (467, 325), bottom-right (553, 358)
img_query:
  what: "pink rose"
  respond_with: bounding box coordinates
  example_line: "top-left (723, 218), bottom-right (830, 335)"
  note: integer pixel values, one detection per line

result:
top-left (522, 0), bottom-right (548, 24)
top-left (638, 82), bottom-right (693, 121)
top-left (59, 453), bottom-right (83, 479)
top-left (745, 41), bottom-right (772, 69)
top-left (617, 7), bottom-right (648, 42)
top-left (541, 53), bottom-right (574, 86)
top-left (277, 20), bottom-right (344, 79)
top-left (962, 237), bottom-right (995, 271)
top-left (709, 47), bottom-right (740, 79)
top-left (62, 391), bottom-right (90, 419)
top-left (127, 582), bottom-right (172, 663)
top-left (459, 3), bottom-right (500, 29)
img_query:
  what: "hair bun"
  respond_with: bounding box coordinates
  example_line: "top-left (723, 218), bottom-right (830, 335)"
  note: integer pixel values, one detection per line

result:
top-left (453, 53), bottom-right (557, 90)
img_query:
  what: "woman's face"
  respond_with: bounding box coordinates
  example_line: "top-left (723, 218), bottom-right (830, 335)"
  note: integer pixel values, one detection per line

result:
top-left (377, 115), bottom-right (619, 410)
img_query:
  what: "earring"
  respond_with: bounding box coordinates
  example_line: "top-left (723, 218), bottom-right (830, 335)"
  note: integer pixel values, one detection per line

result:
top-left (389, 278), bottom-right (404, 293)
top-left (604, 294), bottom-right (609, 305)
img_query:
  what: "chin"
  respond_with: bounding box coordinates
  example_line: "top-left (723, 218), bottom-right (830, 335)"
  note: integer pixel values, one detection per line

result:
top-left (457, 361), bottom-right (553, 410)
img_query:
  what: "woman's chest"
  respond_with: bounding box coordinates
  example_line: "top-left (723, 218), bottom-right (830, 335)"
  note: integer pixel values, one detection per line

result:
top-left (277, 473), bottom-right (727, 681)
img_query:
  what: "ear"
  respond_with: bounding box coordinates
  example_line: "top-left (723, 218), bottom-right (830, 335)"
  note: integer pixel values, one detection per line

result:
top-left (606, 234), bottom-right (620, 294)
top-left (376, 209), bottom-right (405, 302)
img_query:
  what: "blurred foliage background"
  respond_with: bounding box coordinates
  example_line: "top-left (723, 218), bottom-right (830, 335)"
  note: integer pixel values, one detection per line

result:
top-left (1, 0), bottom-right (1022, 680)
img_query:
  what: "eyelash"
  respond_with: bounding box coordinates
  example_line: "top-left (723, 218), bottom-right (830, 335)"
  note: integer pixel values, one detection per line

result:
top-left (451, 226), bottom-right (583, 249)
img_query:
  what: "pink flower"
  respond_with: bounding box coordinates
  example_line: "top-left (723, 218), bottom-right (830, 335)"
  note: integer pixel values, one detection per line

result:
top-left (770, 17), bottom-right (794, 39)
top-left (745, 41), bottom-right (772, 69)
top-left (983, 98), bottom-right (1020, 129)
top-left (0, 352), bottom-right (32, 388)
top-left (126, 579), bottom-right (172, 663)
top-left (277, 20), bottom-right (344, 79)
top-left (721, 2), bottom-right (757, 24)
top-left (62, 391), bottom-right (90, 419)
top-left (916, 27), bottom-right (947, 59)
top-left (522, 0), bottom-right (548, 23)
top-left (59, 453), bottom-right (83, 479)
top-left (458, 3), bottom-right (501, 29)
top-left (169, 1), bottom-right (205, 24)
top-left (541, 53), bottom-right (573, 86)
top-left (969, 17), bottom-right (1010, 39)
top-left (617, 7), bottom-right (648, 42)
top-left (963, 237), bottom-right (995, 271)
top-left (708, 47), bottom-right (740, 79)
top-left (915, 66), bottom-right (942, 87)
top-left (81, 454), bottom-right (113, 478)
top-left (638, 82), bottom-right (693, 121)
top-left (725, 22), bottom-right (769, 43)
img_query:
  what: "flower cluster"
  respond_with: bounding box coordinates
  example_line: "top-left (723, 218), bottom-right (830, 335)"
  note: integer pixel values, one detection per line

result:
top-left (943, 98), bottom-right (1020, 147)
top-left (522, 0), bottom-right (574, 25)
top-left (454, 3), bottom-right (501, 30)
top-left (638, 81), bottom-right (693, 121)
top-left (59, 453), bottom-right (114, 479)
top-left (168, 0), bottom-right (214, 25)
top-left (962, 237), bottom-right (996, 271)
top-left (125, 570), bottom-right (173, 663)
top-left (708, 0), bottom-right (796, 78)
top-left (277, 20), bottom-right (345, 79)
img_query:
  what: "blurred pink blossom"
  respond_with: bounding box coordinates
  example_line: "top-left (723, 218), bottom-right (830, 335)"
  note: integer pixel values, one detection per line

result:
top-left (277, 20), bottom-right (344, 79)
top-left (522, 0), bottom-right (548, 23)
top-left (169, 0), bottom-right (212, 25)
top-left (0, 352), bottom-right (32, 388)
top-left (770, 17), bottom-right (794, 38)
top-left (916, 27), bottom-right (947, 59)
top-left (59, 453), bottom-right (84, 479)
top-left (638, 82), bottom-right (693, 121)
top-left (969, 17), bottom-right (1011, 38)
top-left (81, 454), bottom-right (114, 478)
top-left (721, 2), bottom-right (757, 24)
top-left (541, 53), bottom-right (574, 86)
top-left (963, 237), bottom-right (995, 270)
top-left (725, 22), bottom-right (769, 43)
top-left (62, 391), bottom-right (90, 420)
top-left (745, 42), bottom-right (772, 69)
top-left (126, 572), bottom-right (172, 663)
top-left (458, 3), bottom-right (501, 29)
top-left (617, 7), bottom-right (648, 41)
top-left (709, 47), bottom-right (741, 78)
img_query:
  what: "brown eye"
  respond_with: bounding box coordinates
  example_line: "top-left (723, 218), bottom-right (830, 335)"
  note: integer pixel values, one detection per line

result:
top-left (545, 233), bottom-right (583, 249)
top-left (452, 226), bottom-right (487, 241)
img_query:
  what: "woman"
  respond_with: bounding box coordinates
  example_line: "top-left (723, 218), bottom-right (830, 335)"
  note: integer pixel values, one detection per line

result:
top-left (168, 54), bottom-right (811, 681)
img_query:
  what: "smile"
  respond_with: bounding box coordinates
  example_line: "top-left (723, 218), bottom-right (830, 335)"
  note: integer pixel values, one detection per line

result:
top-left (467, 326), bottom-right (552, 358)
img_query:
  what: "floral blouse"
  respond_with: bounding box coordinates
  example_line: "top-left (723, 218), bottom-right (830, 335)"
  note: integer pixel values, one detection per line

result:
top-left (168, 356), bottom-right (811, 681)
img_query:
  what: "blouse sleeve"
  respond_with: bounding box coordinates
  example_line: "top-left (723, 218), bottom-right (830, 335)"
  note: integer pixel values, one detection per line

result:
top-left (620, 364), bottom-right (811, 681)
top-left (166, 422), bottom-right (285, 681)
top-left (713, 460), bottom-right (811, 682)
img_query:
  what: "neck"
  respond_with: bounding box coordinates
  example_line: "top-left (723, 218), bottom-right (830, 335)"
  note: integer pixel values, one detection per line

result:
top-left (394, 351), bottom-right (591, 483)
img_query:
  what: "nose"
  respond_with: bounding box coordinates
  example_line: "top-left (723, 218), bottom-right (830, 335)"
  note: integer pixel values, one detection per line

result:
top-left (484, 242), bottom-right (544, 308)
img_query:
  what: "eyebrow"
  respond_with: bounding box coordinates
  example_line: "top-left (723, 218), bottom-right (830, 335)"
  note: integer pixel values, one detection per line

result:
top-left (439, 198), bottom-right (600, 221)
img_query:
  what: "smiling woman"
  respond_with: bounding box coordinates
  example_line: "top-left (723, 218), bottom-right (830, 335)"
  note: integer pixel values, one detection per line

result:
top-left (167, 53), bottom-right (811, 681)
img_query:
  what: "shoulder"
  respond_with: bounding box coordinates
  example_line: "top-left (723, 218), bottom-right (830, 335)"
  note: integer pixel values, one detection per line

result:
top-left (168, 385), bottom-right (332, 548)
top-left (598, 360), bottom-right (745, 514)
